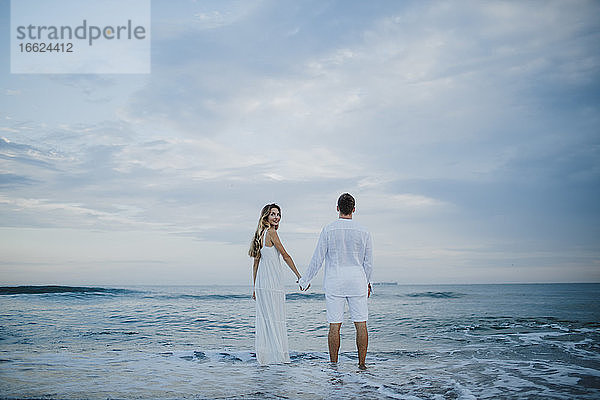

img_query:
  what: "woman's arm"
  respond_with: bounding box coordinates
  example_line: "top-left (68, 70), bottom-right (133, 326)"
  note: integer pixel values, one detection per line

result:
top-left (268, 229), bottom-right (301, 281)
top-left (252, 256), bottom-right (259, 299)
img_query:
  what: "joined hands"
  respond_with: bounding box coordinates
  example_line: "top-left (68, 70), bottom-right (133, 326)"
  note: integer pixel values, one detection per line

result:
top-left (297, 277), bottom-right (311, 292)
top-left (299, 283), bottom-right (311, 291)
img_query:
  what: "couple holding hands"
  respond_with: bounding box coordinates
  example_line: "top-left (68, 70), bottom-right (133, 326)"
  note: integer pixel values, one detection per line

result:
top-left (249, 193), bottom-right (374, 369)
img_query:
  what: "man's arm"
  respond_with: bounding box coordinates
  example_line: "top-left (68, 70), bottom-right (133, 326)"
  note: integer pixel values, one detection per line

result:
top-left (298, 228), bottom-right (327, 290)
top-left (363, 232), bottom-right (373, 296)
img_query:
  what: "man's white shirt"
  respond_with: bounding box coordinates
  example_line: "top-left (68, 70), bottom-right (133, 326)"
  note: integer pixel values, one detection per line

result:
top-left (299, 218), bottom-right (373, 296)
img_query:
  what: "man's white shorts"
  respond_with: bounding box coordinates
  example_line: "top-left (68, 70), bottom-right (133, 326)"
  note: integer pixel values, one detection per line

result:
top-left (325, 294), bottom-right (368, 323)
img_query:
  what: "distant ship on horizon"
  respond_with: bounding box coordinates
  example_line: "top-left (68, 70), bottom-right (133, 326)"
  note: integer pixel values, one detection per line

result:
top-left (372, 282), bottom-right (398, 286)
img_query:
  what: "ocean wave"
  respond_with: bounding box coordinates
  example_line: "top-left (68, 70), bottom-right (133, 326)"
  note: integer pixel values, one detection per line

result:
top-left (151, 293), bottom-right (326, 301)
top-left (152, 294), bottom-right (250, 301)
top-left (169, 349), bottom-right (435, 364)
top-left (170, 350), bottom-right (333, 363)
top-left (0, 285), bottom-right (134, 296)
top-left (285, 292), bottom-right (325, 301)
top-left (82, 330), bottom-right (140, 337)
top-left (405, 291), bottom-right (464, 299)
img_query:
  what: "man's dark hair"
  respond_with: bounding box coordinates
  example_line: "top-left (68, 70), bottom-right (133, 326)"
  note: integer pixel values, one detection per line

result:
top-left (337, 193), bottom-right (355, 215)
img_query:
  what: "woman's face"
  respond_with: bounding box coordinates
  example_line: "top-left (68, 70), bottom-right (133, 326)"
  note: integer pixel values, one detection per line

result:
top-left (267, 207), bottom-right (281, 228)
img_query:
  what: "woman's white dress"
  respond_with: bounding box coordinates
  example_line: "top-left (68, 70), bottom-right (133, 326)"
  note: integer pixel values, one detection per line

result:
top-left (255, 231), bottom-right (290, 365)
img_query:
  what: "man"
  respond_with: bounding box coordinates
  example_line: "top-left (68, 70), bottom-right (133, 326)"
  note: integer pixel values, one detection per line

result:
top-left (298, 193), bottom-right (373, 369)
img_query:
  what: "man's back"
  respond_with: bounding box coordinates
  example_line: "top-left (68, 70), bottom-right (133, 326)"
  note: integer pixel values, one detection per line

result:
top-left (304, 218), bottom-right (373, 297)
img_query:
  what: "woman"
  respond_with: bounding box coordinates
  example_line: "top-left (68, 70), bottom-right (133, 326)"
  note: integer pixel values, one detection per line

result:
top-left (249, 203), bottom-right (301, 365)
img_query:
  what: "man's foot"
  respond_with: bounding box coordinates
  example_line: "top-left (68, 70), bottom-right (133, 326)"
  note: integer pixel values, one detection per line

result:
top-left (358, 363), bottom-right (367, 370)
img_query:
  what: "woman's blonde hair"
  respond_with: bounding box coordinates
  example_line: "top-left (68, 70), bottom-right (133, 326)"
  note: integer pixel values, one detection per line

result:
top-left (248, 203), bottom-right (281, 258)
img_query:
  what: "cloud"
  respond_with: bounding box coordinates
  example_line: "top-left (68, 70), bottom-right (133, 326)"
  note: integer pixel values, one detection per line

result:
top-left (0, 0), bottom-right (598, 284)
top-left (0, 136), bottom-right (62, 169)
top-left (152, 0), bottom-right (264, 38)
top-left (0, 173), bottom-right (37, 187)
top-left (118, 0), bottom-right (600, 191)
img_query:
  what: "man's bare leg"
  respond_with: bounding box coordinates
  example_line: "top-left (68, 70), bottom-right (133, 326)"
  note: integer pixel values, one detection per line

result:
top-left (328, 323), bottom-right (342, 362)
top-left (354, 321), bottom-right (368, 369)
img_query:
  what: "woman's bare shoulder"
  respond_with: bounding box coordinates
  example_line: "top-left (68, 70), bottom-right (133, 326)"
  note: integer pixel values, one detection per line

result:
top-left (266, 227), bottom-right (277, 237)
top-left (266, 227), bottom-right (280, 240)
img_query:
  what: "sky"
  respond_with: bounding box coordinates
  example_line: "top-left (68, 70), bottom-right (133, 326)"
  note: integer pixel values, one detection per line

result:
top-left (0, 0), bottom-right (599, 286)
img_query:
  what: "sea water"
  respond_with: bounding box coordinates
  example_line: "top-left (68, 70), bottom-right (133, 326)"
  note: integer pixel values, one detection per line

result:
top-left (0, 283), bottom-right (599, 399)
